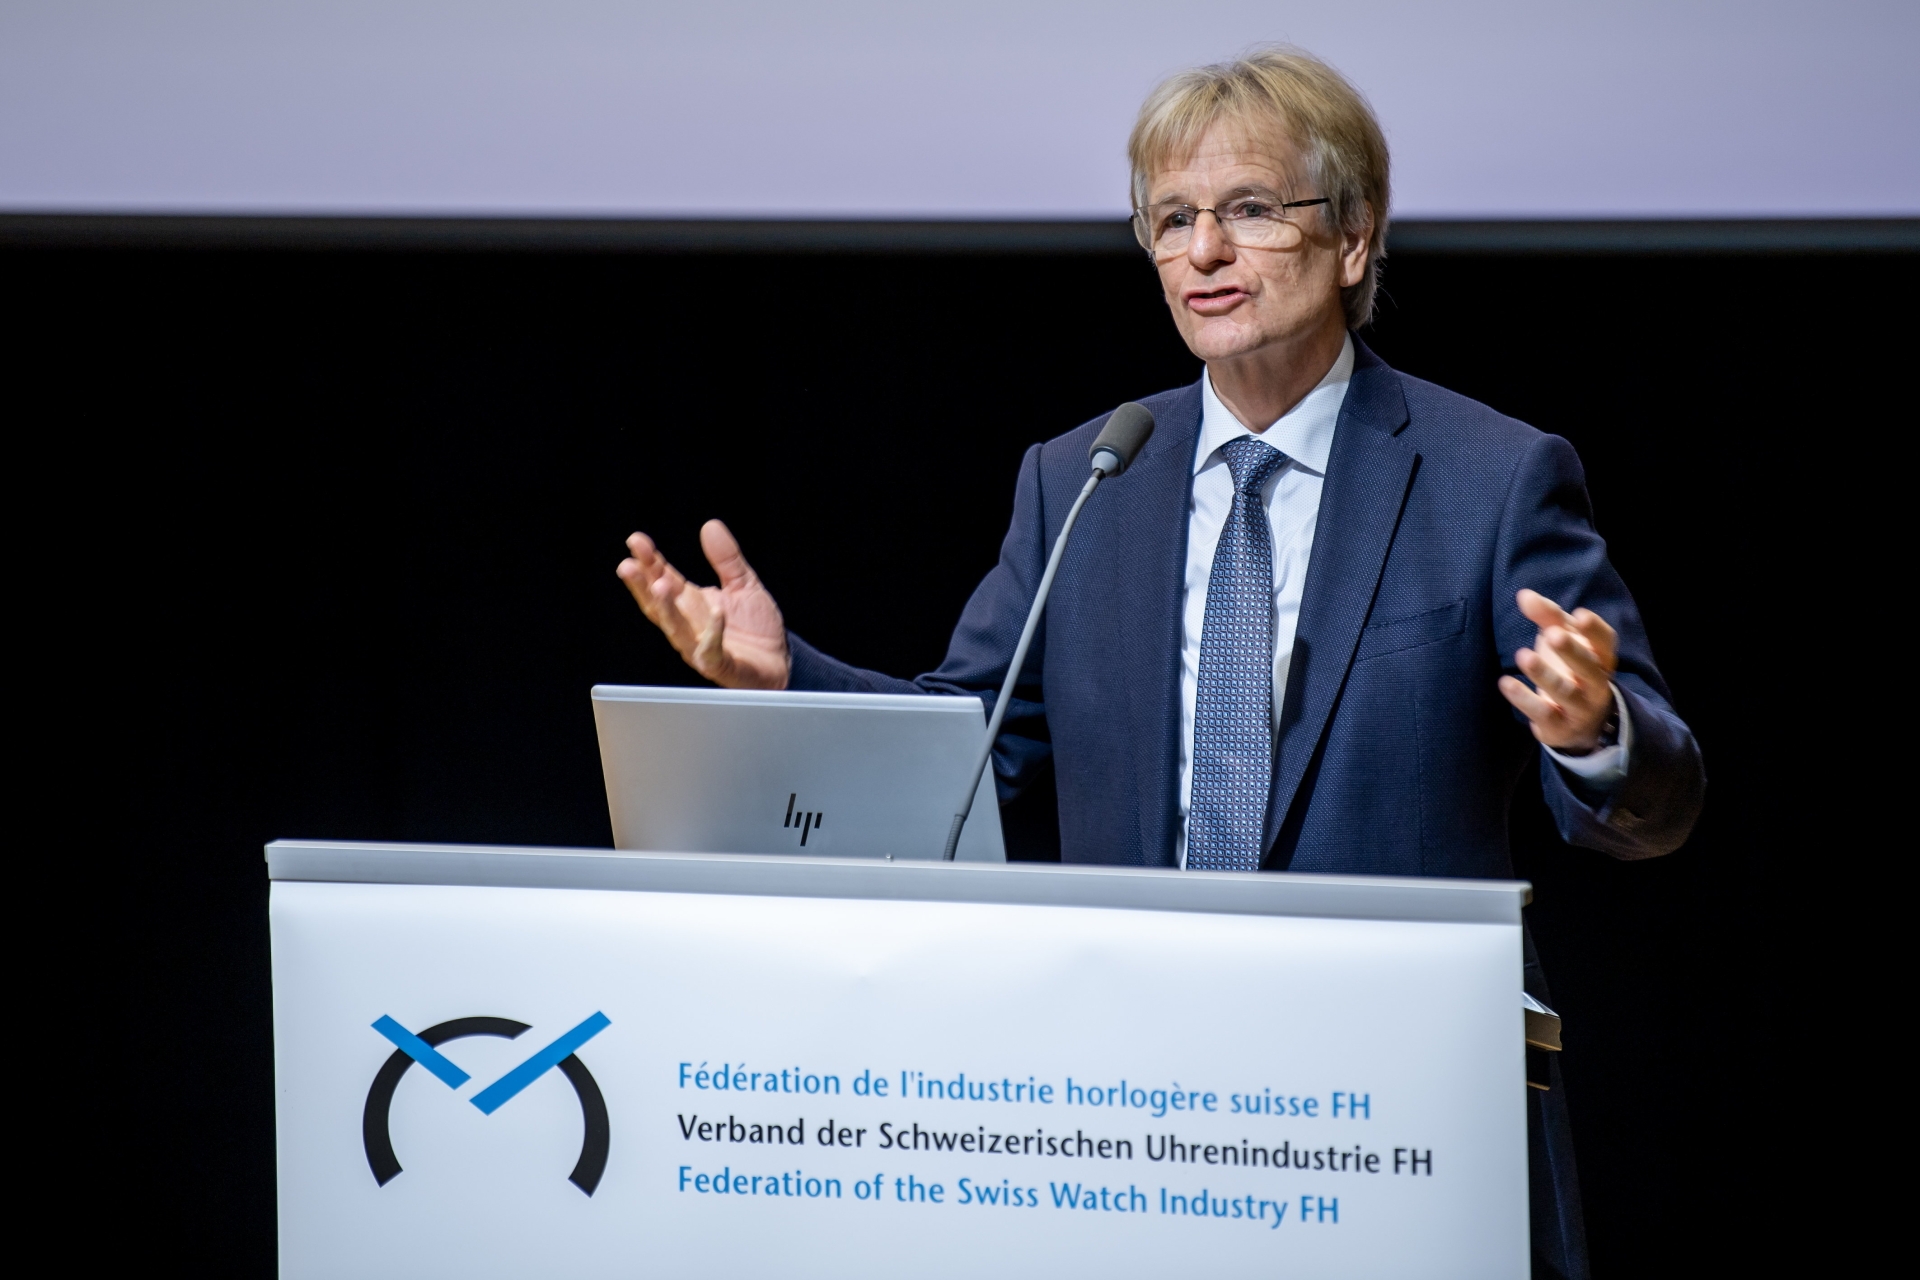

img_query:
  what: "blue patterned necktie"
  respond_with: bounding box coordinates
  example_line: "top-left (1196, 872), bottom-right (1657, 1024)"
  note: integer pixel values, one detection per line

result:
top-left (1187, 436), bottom-right (1289, 872)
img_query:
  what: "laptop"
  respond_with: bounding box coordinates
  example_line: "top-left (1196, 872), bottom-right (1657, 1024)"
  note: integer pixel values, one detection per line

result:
top-left (591, 685), bottom-right (1006, 861)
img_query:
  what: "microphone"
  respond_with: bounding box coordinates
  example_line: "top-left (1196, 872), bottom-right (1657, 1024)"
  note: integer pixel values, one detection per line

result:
top-left (941, 402), bottom-right (1156, 860)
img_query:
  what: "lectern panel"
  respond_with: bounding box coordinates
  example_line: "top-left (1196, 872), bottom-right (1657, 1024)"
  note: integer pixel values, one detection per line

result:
top-left (270, 844), bottom-right (1526, 1278)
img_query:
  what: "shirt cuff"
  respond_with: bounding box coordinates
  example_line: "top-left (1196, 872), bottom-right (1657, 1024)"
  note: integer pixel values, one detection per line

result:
top-left (1543, 684), bottom-right (1633, 792)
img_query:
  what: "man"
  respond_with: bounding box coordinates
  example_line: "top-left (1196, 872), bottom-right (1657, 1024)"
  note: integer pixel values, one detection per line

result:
top-left (617, 49), bottom-right (1702, 1279)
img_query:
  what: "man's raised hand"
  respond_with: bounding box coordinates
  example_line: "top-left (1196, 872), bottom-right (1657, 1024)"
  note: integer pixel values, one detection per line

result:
top-left (1497, 588), bottom-right (1617, 753)
top-left (617, 520), bottom-right (791, 690)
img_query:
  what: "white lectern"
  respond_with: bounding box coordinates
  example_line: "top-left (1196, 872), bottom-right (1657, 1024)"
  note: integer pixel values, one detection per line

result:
top-left (269, 839), bottom-right (1531, 1279)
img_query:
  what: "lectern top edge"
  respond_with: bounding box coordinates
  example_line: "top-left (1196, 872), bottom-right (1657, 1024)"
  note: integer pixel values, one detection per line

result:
top-left (265, 839), bottom-right (1527, 927)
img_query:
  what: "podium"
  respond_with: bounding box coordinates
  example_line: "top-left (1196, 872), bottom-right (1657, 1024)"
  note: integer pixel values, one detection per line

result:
top-left (269, 839), bottom-right (1531, 1278)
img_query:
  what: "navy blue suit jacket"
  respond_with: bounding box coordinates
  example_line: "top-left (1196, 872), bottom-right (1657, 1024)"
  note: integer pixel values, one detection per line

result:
top-left (790, 337), bottom-right (1703, 874)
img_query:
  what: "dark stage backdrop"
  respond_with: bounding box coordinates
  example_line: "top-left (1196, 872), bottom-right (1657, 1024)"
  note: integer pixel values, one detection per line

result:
top-left (21, 240), bottom-right (1905, 1276)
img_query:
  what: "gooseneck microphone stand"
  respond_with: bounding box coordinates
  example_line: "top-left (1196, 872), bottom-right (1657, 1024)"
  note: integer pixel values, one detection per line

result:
top-left (940, 404), bottom-right (1155, 860)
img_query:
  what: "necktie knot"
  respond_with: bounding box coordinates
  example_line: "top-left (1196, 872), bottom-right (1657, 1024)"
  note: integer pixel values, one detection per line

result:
top-left (1219, 436), bottom-right (1289, 496)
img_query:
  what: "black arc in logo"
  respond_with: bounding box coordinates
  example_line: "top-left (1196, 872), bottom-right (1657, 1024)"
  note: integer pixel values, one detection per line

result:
top-left (361, 1016), bottom-right (611, 1196)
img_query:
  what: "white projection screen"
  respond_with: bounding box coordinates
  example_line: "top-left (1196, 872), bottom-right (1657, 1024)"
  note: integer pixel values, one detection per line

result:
top-left (2, 0), bottom-right (1915, 221)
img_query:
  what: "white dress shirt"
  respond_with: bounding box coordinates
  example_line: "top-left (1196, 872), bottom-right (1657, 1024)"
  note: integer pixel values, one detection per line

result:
top-left (1173, 334), bottom-right (1627, 867)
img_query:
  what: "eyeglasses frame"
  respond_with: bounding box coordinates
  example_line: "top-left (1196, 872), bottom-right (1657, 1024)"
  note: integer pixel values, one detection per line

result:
top-left (1131, 195), bottom-right (1332, 256)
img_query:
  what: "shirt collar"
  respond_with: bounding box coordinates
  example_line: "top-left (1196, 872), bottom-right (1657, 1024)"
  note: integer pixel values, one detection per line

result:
top-left (1195, 331), bottom-right (1353, 476)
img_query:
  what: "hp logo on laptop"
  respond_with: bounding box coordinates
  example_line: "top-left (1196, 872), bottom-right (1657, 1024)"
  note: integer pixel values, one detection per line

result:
top-left (782, 793), bottom-right (824, 846)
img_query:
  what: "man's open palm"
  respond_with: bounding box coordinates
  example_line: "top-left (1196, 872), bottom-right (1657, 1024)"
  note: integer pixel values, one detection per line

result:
top-left (617, 520), bottom-right (791, 690)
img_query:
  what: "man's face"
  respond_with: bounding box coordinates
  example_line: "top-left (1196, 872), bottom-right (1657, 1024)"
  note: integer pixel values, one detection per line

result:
top-left (1146, 118), bottom-right (1367, 364)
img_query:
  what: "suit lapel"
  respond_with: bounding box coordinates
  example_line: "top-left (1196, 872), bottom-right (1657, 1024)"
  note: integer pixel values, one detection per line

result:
top-left (1109, 383), bottom-right (1201, 867)
top-left (1263, 344), bottom-right (1417, 856)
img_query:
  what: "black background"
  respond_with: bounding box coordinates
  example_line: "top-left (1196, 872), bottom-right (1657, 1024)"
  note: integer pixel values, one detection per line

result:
top-left (22, 240), bottom-right (1905, 1275)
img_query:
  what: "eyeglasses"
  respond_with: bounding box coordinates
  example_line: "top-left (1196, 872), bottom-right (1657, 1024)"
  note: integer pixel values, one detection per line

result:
top-left (1131, 194), bottom-right (1331, 258)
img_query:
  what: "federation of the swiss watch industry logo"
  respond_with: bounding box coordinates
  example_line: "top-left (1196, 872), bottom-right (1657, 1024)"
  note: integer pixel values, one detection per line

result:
top-left (362, 1012), bottom-right (612, 1195)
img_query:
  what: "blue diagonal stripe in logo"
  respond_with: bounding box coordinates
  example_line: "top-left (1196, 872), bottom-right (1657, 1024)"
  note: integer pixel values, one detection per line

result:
top-left (470, 1012), bottom-right (612, 1115)
top-left (372, 1015), bottom-right (472, 1088)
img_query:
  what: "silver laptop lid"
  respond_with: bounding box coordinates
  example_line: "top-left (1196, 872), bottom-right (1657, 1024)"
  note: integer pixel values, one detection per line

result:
top-left (591, 685), bottom-right (1006, 862)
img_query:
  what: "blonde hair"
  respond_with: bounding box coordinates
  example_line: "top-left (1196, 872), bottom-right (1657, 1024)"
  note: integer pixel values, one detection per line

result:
top-left (1128, 46), bottom-right (1391, 329)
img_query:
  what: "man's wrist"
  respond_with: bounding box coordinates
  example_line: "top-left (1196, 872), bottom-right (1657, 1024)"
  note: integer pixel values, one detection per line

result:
top-left (1543, 685), bottom-right (1631, 793)
top-left (1549, 696), bottom-right (1619, 757)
